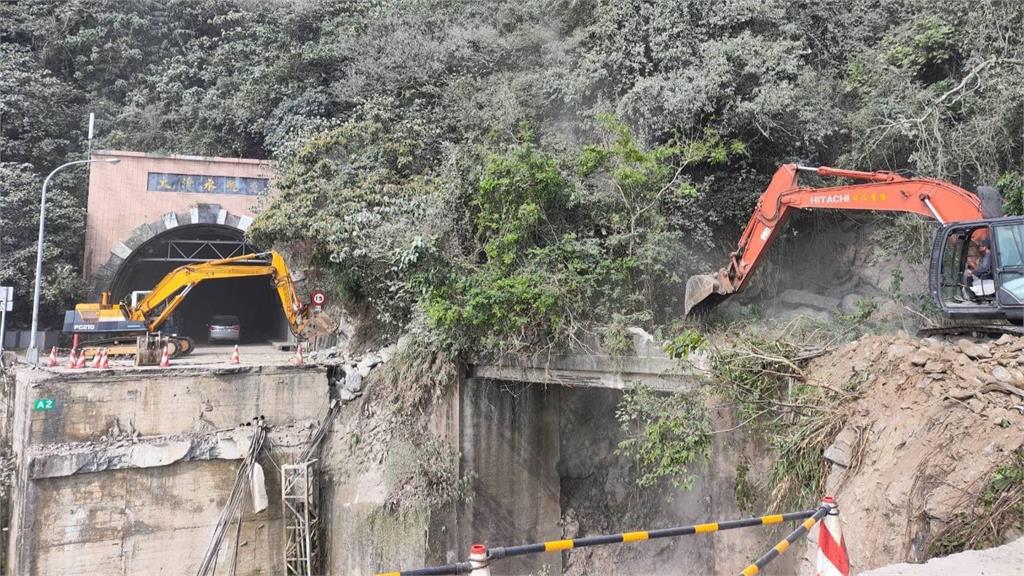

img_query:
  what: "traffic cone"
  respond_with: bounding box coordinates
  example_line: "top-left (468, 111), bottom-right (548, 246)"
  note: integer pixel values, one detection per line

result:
top-left (230, 344), bottom-right (240, 365)
top-left (75, 351), bottom-right (88, 368)
top-left (159, 344), bottom-right (171, 368)
top-left (48, 346), bottom-right (58, 367)
top-left (91, 350), bottom-right (103, 369)
top-left (816, 497), bottom-right (850, 576)
top-left (100, 349), bottom-right (110, 369)
top-left (67, 349), bottom-right (78, 369)
top-left (294, 342), bottom-right (303, 366)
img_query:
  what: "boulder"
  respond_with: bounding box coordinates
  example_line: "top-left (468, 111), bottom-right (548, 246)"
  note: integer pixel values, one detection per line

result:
top-left (909, 350), bottom-right (930, 367)
top-left (823, 427), bottom-right (858, 468)
top-left (957, 339), bottom-right (991, 360)
top-left (357, 353), bottom-right (381, 377)
top-left (379, 344), bottom-right (397, 364)
top-left (343, 370), bottom-right (364, 393)
top-left (992, 365), bottom-right (1014, 383)
top-left (779, 289), bottom-right (840, 312)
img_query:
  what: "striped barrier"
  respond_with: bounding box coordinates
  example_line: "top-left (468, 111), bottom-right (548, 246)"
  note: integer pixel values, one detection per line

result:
top-left (739, 502), bottom-right (833, 576)
top-left (375, 507), bottom-right (829, 576)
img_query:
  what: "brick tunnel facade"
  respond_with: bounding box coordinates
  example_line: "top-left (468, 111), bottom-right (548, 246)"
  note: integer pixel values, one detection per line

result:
top-left (84, 150), bottom-right (271, 296)
top-left (83, 150), bottom-right (291, 343)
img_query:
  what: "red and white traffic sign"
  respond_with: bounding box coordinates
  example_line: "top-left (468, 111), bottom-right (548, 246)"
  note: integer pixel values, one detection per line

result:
top-left (310, 290), bottom-right (327, 308)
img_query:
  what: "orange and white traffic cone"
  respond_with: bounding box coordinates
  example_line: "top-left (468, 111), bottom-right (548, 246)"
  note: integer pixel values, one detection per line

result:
top-left (294, 342), bottom-right (303, 366)
top-left (230, 344), bottom-right (240, 365)
top-left (816, 497), bottom-right (850, 576)
top-left (48, 346), bottom-right (58, 367)
top-left (75, 351), bottom-right (88, 368)
top-left (91, 350), bottom-right (103, 369)
top-left (159, 344), bottom-right (171, 368)
top-left (100, 349), bottom-right (110, 369)
top-left (68, 349), bottom-right (78, 369)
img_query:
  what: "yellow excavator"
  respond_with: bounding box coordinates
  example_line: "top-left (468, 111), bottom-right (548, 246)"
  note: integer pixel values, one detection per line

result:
top-left (63, 251), bottom-right (334, 364)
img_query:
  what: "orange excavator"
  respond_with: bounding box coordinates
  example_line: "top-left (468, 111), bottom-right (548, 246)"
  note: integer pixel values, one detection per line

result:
top-left (684, 164), bottom-right (1024, 332)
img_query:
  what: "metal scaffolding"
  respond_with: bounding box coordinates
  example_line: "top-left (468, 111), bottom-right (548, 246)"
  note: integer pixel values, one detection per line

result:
top-left (282, 460), bottom-right (320, 576)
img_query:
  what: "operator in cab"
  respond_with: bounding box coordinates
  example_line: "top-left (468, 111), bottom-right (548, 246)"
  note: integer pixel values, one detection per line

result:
top-left (968, 238), bottom-right (993, 281)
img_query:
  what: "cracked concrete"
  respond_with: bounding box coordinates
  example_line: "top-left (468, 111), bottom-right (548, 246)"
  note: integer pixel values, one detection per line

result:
top-left (7, 361), bottom-right (329, 575)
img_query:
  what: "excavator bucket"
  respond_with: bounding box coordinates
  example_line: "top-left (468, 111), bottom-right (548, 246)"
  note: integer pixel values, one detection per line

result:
top-left (684, 273), bottom-right (730, 317)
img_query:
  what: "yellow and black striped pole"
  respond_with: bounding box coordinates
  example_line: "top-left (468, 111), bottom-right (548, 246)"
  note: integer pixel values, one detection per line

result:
top-left (738, 503), bottom-right (832, 576)
top-left (375, 509), bottom-right (820, 576)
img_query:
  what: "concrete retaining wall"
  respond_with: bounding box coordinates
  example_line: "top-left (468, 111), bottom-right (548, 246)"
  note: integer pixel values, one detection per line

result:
top-left (7, 364), bottom-right (327, 576)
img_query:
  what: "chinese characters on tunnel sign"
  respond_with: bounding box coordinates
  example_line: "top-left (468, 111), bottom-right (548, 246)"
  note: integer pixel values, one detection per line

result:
top-left (146, 172), bottom-right (269, 196)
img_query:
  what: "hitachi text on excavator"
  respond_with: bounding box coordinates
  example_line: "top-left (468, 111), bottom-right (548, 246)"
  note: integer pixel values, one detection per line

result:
top-left (684, 163), bottom-right (1024, 334)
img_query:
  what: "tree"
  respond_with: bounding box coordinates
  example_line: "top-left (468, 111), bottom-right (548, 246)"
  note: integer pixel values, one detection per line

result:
top-left (0, 163), bottom-right (86, 328)
top-left (0, 44), bottom-right (83, 167)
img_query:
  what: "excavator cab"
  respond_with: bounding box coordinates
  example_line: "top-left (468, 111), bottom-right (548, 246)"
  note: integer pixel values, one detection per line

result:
top-left (930, 217), bottom-right (1024, 323)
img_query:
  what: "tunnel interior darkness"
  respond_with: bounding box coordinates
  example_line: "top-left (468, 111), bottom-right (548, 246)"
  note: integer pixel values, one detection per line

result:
top-left (107, 224), bottom-right (288, 344)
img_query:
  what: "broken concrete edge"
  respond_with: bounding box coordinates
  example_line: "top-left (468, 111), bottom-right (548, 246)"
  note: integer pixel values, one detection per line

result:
top-left (465, 347), bottom-right (701, 393)
top-left (17, 361), bottom-right (323, 384)
top-left (26, 421), bottom-right (316, 480)
top-left (468, 365), bottom-right (699, 393)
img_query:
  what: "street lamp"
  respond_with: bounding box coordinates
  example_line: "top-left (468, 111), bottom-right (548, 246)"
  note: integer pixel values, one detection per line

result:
top-left (26, 157), bottom-right (120, 363)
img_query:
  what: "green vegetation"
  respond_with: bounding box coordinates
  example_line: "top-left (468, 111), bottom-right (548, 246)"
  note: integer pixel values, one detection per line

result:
top-left (928, 448), bottom-right (1024, 557)
top-left (385, 432), bottom-right (475, 509)
top-left (710, 325), bottom-right (852, 511)
top-left (663, 329), bottom-right (705, 361)
top-left (997, 171), bottom-right (1024, 216)
top-left (4, 0), bottom-right (1024, 338)
top-left (615, 384), bottom-right (711, 492)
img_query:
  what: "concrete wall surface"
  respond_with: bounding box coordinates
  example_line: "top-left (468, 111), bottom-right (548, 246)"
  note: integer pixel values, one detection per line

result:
top-left (8, 364), bottom-right (328, 576)
top-left (19, 366), bottom-right (325, 444)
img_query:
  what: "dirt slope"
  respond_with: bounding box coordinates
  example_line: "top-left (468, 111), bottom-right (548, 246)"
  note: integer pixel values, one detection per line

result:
top-left (797, 333), bottom-right (1024, 574)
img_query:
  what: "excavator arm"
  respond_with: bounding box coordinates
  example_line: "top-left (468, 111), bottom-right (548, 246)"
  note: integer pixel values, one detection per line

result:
top-left (684, 163), bottom-right (993, 316)
top-left (130, 251), bottom-right (330, 338)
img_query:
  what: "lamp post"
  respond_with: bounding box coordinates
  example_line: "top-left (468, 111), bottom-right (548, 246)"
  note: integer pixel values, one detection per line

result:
top-left (26, 157), bottom-right (119, 363)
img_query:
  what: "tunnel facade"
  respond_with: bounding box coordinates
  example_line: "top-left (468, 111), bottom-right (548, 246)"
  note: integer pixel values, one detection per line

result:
top-left (84, 150), bottom-right (285, 344)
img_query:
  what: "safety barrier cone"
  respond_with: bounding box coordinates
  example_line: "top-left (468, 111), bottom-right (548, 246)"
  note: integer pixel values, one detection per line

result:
top-left (48, 346), bottom-right (58, 367)
top-left (230, 344), bottom-right (240, 365)
top-left (816, 496), bottom-right (850, 576)
top-left (294, 342), bottom-right (304, 366)
top-left (100, 349), bottom-right (110, 369)
top-left (67, 349), bottom-right (78, 368)
top-left (75, 351), bottom-right (88, 368)
top-left (159, 344), bottom-right (171, 368)
top-left (90, 350), bottom-right (103, 369)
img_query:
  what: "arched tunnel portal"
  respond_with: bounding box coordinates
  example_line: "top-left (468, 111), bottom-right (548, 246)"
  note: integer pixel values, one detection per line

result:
top-left (105, 223), bottom-right (289, 345)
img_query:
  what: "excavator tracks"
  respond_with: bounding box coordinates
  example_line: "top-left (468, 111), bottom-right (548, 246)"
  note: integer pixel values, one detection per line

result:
top-left (916, 324), bottom-right (1024, 339)
top-left (76, 335), bottom-right (195, 359)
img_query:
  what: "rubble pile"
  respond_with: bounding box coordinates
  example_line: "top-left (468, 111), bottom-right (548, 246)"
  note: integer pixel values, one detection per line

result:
top-left (802, 333), bottom-right (1024, 572)
top-left (311, 343), bottom-right (396, 403)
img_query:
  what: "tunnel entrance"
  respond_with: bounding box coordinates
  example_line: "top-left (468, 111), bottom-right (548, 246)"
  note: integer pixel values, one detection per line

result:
top-left (106, 224), bottom-right (288, 344)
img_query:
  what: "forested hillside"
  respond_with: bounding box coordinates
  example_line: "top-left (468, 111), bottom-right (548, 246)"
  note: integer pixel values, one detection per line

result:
top-left (3, 0), bottom-right (1024, 348)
